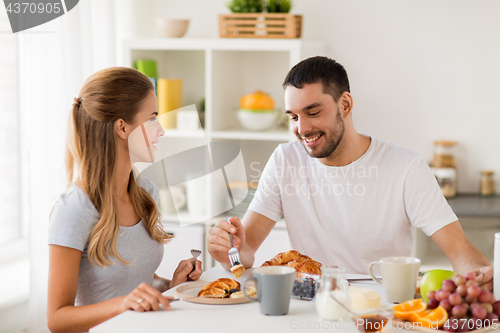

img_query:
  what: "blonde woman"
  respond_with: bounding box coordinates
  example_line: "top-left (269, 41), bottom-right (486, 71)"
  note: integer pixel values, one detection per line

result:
top-left (47, 67), bottom-right (202, 333)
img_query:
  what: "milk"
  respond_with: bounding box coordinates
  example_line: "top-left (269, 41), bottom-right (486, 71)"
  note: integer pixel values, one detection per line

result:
top-left (315, 290), bottom-right (349, 321)
top-left (494, 233), bottom-right (500, 300)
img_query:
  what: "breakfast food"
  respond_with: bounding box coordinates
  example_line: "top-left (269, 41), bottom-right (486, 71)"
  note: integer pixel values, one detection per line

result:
top-left (261, 250), bottom-right (322, 276)
top-left (230, 264), bottom-right (245, 278)
top-left (230, 286), bottom-right (257, 299)
top-left (350, 286), bottom-right (381, 309)
top-left (197, 278), bottom-right (241, 298)
top-left (394, 273), bottom-right (500, 330)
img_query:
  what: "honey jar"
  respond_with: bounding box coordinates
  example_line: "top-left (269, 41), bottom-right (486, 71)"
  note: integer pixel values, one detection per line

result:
top-left (480, 170), bottom-right (495, 196)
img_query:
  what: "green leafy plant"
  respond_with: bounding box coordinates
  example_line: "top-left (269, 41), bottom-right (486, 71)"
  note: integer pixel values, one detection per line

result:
top-left (266, 0), bottom-right (293, 13)
top-left (227, 0), bottom-right (264, 13)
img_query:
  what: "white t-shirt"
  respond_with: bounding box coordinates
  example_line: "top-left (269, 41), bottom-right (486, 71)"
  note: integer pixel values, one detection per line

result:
top-left (248, 136), bottom-right (457, 274)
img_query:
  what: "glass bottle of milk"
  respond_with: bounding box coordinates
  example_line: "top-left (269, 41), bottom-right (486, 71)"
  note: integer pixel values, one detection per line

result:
top-left (315, 265), bottom-right (350, 321)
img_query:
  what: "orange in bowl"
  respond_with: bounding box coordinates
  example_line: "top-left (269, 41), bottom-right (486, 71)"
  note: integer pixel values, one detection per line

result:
top-left (409, 305), bottom-right (448, 329)
top-left (393, 299), bottom-right (427, 321)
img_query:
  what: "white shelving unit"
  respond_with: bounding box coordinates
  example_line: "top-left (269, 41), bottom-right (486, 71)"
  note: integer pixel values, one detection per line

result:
top-left (123, 38), bottom-right (326, 269)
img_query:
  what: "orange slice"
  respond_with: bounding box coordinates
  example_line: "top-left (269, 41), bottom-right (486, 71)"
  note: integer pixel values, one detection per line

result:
top-left (394, 299), bottom-right (427, 321)
top-left (410, 305), bottom-right (448, 329)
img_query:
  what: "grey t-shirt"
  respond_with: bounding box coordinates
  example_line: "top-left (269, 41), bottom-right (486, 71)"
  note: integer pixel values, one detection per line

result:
top-left (48, 177), bottom-right (164, 306)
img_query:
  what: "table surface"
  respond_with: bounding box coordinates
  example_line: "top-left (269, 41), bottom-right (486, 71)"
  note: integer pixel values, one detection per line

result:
top-left (89, 266), bottom-right (417, 333)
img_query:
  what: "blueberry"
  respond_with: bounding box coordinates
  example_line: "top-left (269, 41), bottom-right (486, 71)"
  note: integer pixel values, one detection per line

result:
top-left (230, 288), bottom-right (239, 294)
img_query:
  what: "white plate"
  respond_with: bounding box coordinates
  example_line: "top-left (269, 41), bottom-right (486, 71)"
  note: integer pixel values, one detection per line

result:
top-left (175, 281), bottom-right (254, 305)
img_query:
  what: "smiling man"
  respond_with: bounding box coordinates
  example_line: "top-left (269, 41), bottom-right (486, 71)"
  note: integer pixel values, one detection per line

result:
top-left (207, 56), bottom-right (492, 289)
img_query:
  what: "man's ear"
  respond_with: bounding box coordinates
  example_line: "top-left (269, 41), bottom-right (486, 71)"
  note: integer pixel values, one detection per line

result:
top-left (114, 119), bottom-right (128, 140)
top-left (340, 92), bottom-right (353, 118)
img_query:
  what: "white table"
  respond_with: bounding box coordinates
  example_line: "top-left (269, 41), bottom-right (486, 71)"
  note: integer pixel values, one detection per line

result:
top-left (90, 266), bottom-right (409, 333)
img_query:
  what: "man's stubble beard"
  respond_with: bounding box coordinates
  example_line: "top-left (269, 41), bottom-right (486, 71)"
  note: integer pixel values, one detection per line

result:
top-left (299, 109), bottom-right (345, 159)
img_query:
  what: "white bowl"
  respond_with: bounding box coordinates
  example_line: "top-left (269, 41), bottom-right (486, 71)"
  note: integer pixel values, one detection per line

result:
top-left (157, 19), bottom-right (190, 38)
top-left (237, 109), bottom-right (278, 131)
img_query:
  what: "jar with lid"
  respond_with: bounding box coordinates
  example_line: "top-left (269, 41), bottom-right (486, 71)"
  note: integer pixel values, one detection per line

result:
top-left (432, 167), bottom-right (457, 198)
top-left (315, 265), bottom-right (350, 321)
top-left (480, 170), bottom-right (495, 196)
top-left (433, 141), bottom-right (457, 168)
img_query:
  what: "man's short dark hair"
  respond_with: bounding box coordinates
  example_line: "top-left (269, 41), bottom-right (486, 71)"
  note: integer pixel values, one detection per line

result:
top-left (282, 56), bottom-right (350, 102)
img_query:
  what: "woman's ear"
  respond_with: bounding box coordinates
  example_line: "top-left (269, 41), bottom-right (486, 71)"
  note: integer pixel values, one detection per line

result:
top-left (114, 119), bottom-right (128, 140)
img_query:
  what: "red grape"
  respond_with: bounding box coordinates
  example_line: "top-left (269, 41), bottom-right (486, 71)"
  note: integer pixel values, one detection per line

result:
top-left (483, 302), bottom-right (493, 313)
top-left (465, 272), bottom-right (476, 281)
top-left (443, 279), bottom-right (457, 293)
top-left (456, 285), bottom-right (467, 297)
top-left (462, 302), bottom-right (470, 312)
top-left (441, 299), bottom-right (453, 311)
top-left (468, 285), bottom-right (481, 298)
top-left (453, 274), bottom-right (466, 286)
top-left (427, 290), bottom-right (436, 301)
top-left (444, 318), bottom-right (458, 332)
top-left (452, 304), bottom-right (467, 318)
top-left (456, 319), bottom-right (471, 332)
top-left (443, 318), bottom-right (457, 332)
top-left (485, 313), bottom-right (499, 327)
top-left (479, 289), bottom-right (492, 303)
top-left (493, 300), bottom-right (500, 316)
top-left (465, 295), bottom-right (478, 304)
top-left (428, 298), bottom-right (439, 309)
top-left (470, 302), bottom-right (483, 310)
top-left (437, 289), bottom-right (451, 301)
top-left (449, 292), bottom-right (462, 306)
top-left (466, 280), bottom-right (478, 288)
top-left (472, 305), bottom-right (488, 320)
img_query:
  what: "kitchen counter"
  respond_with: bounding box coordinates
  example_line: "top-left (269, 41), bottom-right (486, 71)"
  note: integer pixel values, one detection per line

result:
top-left (447, 194), bottom-right (500, 218)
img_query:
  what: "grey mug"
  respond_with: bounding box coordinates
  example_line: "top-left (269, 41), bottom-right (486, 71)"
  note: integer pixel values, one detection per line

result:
top-left (243, 266), bottom-right (296, 315)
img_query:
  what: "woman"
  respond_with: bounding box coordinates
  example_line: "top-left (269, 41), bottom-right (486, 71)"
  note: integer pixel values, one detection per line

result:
top-left (47, 67), bottom-right (202, 333)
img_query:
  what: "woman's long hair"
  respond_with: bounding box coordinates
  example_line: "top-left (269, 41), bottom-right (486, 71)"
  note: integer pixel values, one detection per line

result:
top-left (65, 67), bottom-right (172, 267)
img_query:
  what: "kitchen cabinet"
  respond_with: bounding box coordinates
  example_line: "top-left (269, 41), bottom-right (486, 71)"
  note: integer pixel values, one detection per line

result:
top-left (123, 38), bottom-right (325, 270)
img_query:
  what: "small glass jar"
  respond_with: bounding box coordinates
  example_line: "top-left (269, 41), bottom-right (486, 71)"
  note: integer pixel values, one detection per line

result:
top-left (480, 170), bottom-right (495, 196)
top-left (432, 167), bottom-right (457, 198)
top-left (433, 141), bottom-right (457, 168)
top-left (315, 265), bottom-right (350, 321)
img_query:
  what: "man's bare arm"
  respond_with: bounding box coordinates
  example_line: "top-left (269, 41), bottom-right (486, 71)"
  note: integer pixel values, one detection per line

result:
top-left (239, 210), bottom-right (277, 268)
top-left (431, 220), bottom-right (493, 290)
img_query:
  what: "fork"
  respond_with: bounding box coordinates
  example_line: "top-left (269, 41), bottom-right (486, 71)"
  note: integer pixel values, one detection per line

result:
top-left (226, 217), bottom-right (241, 266)
top-left (190, 249), bottom-right (201, 272)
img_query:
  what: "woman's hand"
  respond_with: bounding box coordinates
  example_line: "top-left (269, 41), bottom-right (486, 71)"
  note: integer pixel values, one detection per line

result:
top-left (120, 282), bottom-right (173, 313)
top-left (170, 258), bottom-right (203, 289)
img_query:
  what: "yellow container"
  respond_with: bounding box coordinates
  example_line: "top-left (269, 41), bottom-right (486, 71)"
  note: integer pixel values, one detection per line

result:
top-left (157, 78), bottom-right (182, 129)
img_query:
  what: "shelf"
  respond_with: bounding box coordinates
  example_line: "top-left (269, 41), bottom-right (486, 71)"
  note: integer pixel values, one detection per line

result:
top-left (211, 128), bottom-right (291, 141)
top-left (123, 38), bottom-right (325, 52)
top-left (161, 212), bottom-right (211, 225)
top-left (162, 129), bottom-right (206, 138)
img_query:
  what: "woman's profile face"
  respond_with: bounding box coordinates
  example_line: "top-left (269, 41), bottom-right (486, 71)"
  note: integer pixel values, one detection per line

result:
top-left (128, 90), bottom-right (165, 164)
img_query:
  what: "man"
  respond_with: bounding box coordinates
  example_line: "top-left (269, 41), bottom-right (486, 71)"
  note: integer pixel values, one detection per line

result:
top-left (207, 56), bottom-right (492, 289)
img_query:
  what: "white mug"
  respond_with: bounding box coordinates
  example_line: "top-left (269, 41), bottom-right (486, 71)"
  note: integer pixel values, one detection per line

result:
top-left (369, 256), bottom-right (421, 303)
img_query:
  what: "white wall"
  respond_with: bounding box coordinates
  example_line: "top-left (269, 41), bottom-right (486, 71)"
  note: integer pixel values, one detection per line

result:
top-left (151, 0), bottom-right (500, 193)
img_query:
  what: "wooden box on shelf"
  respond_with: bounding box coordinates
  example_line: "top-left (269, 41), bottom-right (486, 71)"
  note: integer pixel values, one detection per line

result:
top-left (219, 13), bottom-right (302, 39)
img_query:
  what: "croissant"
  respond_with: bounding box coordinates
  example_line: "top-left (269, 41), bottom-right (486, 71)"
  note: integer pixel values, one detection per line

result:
top-left (261, 250), bottom-right (322, 276)
top-left (197, 278), bottom-right (241, 298)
